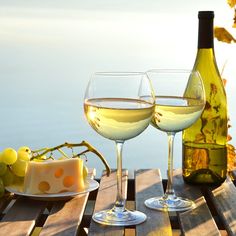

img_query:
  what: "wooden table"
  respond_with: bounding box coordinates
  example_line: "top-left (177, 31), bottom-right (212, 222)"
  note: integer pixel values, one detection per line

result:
top-left (0, 169), bottom-right (236, 236)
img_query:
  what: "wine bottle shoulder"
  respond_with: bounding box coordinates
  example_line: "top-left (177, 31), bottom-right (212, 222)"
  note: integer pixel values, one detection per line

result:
top-left (193, 49), bottom-right (220, 74)
top-left (193, 49), bottom-right (226, 96)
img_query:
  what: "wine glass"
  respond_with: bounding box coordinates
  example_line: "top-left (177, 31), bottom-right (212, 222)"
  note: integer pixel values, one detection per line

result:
top-left (84, 72), bottom-right (155, 225)
top-left (144, 69), bottom-right (205, 211)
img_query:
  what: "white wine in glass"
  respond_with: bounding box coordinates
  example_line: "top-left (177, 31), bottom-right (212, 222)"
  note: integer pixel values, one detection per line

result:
top-left (84, 72), bottom-right (155, 225)
top-left (144, 69), bottom-right (205, 212)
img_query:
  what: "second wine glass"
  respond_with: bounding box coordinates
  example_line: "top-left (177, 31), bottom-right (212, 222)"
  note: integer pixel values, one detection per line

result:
top-left (144, 69), bottom-right (205, 211)
top-left (84, 72), bottom-right (155, 225)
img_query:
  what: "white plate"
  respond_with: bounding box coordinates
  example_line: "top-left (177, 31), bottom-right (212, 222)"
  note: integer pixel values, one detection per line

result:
top-left (5, 179), bottom-right (99, 201)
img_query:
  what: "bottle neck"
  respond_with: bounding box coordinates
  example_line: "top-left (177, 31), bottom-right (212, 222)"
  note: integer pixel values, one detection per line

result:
top-left (198, 17), bottom-right (214, 49)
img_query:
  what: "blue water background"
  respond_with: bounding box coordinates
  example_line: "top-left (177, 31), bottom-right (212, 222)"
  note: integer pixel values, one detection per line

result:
top-left (0, 1), bottom-right (236, 178)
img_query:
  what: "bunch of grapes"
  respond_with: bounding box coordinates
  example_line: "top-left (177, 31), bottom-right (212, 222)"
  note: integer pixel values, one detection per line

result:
top-left (0, 146), bottom-right (31, 197)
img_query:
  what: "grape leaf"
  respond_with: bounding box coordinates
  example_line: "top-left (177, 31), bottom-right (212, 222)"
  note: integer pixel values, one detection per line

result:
top-left (214, 27), bottom-right (236, 43)
top-left (227, 0), bottom-right (236, 8)
top-left (233, 9), bottom-right (236, 28)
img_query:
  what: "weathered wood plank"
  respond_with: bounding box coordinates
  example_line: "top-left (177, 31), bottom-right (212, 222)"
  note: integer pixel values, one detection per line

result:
top-left (179, 196), bottom-right (220, 236)
top-left (88, 170), bottom-right (128, 236)
top-left (210, 178), bottom-right (236, 236)
top-left (173, 169), bottom-right (220, 236)
top-left (135, 169), bottom-right (172, 236)
top-left (173, 169), bottom-right (204, 200)
top-left (0, 197), bottom-right (47, 236)
top-left (40, 168), bottom-right (96, 236)
top-left (40, 194), bottom-right (89, 236)
top-left (0, 193), bottom-right (14, 216)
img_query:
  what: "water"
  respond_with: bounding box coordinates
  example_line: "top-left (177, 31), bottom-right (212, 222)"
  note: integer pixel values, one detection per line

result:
top-left (0, 1), bottom-right (236, 178)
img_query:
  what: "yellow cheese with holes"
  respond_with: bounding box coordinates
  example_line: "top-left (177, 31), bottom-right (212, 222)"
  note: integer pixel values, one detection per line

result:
top-left (23, 158), bottom-right (85, 194)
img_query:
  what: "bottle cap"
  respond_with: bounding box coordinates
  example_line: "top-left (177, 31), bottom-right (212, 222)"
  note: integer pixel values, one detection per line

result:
top-left (197, 11), bottom-right (214, 48)
top-left (198, 11), bottom-right (214, 19)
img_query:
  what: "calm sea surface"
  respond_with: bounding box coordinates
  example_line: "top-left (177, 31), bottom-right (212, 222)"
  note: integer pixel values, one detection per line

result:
top-left (0, 2), bottom-right (236, 178)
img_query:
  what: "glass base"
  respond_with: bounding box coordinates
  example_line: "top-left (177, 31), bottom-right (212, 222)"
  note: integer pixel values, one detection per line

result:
top-left (144, 195), bottom-right (195, 212)
top-left (92, 208), bottom-right (147, 226)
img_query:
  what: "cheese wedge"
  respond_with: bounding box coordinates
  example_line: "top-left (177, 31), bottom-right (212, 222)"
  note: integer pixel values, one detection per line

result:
top-left (23, 158), bottom-right (85, 194)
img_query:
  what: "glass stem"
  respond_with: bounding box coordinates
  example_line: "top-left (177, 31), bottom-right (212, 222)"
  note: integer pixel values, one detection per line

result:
top-left (165, 132), bottom-right (176, 198)
top-left (114, 141), bottom-right (126, 212)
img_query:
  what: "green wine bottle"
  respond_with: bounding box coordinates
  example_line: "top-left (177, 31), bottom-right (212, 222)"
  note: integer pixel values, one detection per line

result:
top-left (182, 11), bottom-right (228, 185)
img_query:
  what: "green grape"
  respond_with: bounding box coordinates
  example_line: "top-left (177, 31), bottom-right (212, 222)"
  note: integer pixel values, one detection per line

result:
top-left (17, 151), bottom-right (30, 161)
top-left (0, 162), bottom-right (7, 176)
top-left (17, 146), bottom-right (31, 161)
top-left (18, 146), bottom-right (31, 154)
top-left (0, 178), bottom-right (5, 197)
top-left (1, 148), bottom-right (17, 165)
top-left (2, 168), bottom-right (14, 186)
top-left (11, 158), bottom-right (28, 177)
top-left (13, 175), bottom-right (24, 186)
top-left (58, 156), bottom-right (68, 160)
top-left (40, 155), bottom-right (47, 160)
top-left (32, 159), bottom-right (44, 162)
top-left (32, 155), bottom-right (47, 162)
